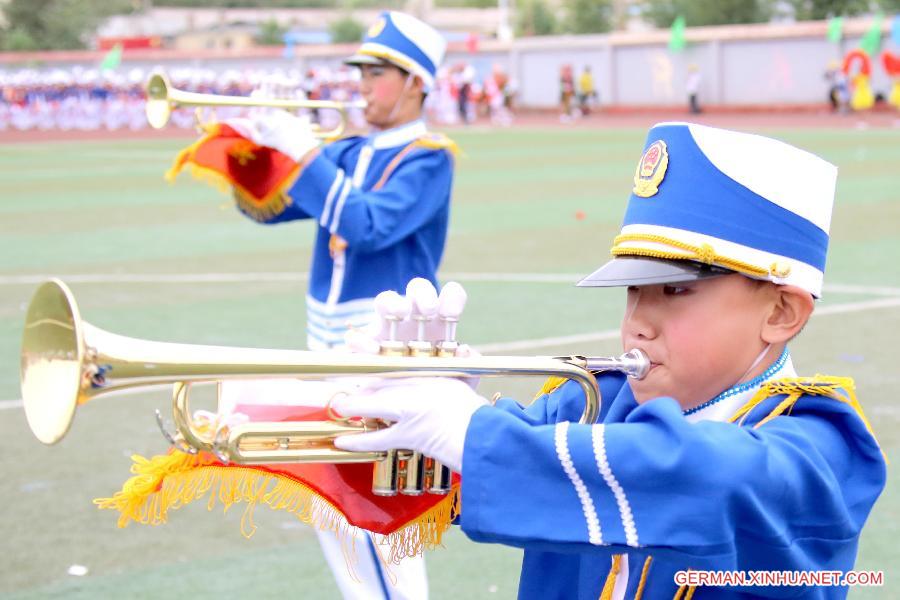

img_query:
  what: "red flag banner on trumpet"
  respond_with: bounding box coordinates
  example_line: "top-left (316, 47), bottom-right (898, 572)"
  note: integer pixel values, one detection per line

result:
top-left (164, 122), bottom-right (307, 221)
top-left (94, 401), bottom-right (460, 562)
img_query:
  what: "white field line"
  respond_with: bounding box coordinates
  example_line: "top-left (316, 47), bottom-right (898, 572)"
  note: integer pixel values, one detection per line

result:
top-left (0, 272), bottom-right (308, 285)
top-left (814, 296), bottom-right (900, 315)
top-left (2, 272), bottom-right (900, 296)
top-left (0, 272), bottom-right (583, 285)
top-left (0, 386), bottom-right (152, 411)
top-left (3, 294), bottom-right (899, 410)
top-left (446, 272), bottom-right (583, 283)
top-left (822, 283), bottom-right (900, 297)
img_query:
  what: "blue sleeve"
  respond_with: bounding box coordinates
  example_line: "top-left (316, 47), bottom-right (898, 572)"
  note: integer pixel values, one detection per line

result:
top-left (290, 147), bottom-right (453, 252)
top-left (519, 372), bottom-right (629, 424)
top-left (460, 393), bottom-right (885, 571)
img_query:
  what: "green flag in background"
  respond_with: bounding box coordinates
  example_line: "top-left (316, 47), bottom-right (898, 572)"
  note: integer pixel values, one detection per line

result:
top-left (826, 16), bottom-right (843, 43)
top-left (858, 14), bottom-right (883, 56)
top-left (669, 15), bottom-right (686, 52)
top-left (100, 43), bottom-right (123, 71)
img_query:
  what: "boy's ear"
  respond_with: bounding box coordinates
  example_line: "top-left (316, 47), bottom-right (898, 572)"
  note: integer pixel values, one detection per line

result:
top-left (761, 285), bottom-right (814, 344)
top-left (408, 74), bottom-right (426, 96)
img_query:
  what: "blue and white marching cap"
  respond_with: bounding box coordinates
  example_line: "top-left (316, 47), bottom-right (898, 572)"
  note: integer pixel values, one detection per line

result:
top-left (345, 11), bottom-right (447, 92)
top-left (578, 122), bottom-right (837, 298)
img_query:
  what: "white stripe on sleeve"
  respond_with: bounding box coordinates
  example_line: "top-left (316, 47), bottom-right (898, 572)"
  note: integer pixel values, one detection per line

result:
top-left (319, 169), bottom-right (346, 227)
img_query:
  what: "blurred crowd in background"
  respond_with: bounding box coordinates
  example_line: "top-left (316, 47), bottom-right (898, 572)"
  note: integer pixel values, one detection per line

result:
top-left (0, 62), bottom-right (516, 131)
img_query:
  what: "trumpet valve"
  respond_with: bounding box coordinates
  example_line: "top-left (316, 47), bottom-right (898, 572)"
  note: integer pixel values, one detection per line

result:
top-left (401, 452), bottom-right (426, 495)
top-left (406, 279), bottom-right (439, 356)
top-left (424, 457), bottom-right (452, 495)
top-left (436, 281), bottom-right (466, 356)
top-left (374, 291), bottom-right (411, 356)
top-left (372, 449), bottom-right (401, 496)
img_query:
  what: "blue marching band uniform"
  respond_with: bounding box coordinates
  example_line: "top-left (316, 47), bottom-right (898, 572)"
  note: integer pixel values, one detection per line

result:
top-left (462, 357), bottom-right (884, 599)
top-left (229, 12), bottom-right (453, 600)
top-left (456, 123), bottom-right (886, 599)
top-left (237, 119), bottom-right (456, 350)
top-left (234, 10), bottom-right (456, 351)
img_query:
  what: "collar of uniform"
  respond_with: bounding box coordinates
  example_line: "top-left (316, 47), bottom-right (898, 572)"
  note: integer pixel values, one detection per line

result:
top-left (683, 348), bottom-right (796, 424)
top-left (369, 119), bottom-right (427, 149)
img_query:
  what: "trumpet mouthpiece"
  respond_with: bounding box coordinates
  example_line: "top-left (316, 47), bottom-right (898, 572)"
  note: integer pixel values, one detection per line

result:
top-left (583, 349), bottom-right (650, 380)
top-left (619, 349), bottom-right (650, 380)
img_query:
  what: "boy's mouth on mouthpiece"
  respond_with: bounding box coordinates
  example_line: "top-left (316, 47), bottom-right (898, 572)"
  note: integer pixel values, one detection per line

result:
top-left (635, 350), bottom-right (660, 371)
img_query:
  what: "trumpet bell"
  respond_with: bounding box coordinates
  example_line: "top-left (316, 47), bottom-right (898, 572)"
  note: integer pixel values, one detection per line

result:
top-left (21, 279), bottom-right (85, 445)
top-left (145, 72), bottom-right (173, 130)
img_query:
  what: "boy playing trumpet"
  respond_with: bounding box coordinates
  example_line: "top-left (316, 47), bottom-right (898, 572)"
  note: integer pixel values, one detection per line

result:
top-left (219, 12), bottom-right (454, 598)
top-left (332, 123), bottom-right (886, 598)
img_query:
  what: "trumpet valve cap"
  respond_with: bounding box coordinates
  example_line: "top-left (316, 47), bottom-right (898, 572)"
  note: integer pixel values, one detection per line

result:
top-left (407, 278), bottom-right (439, 319)
top-left (438, 281), bottom-right (467, 320)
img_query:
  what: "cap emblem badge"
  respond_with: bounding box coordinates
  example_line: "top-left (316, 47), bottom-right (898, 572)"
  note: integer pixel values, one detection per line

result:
top-left (633, 140), bottom-right (669, 198)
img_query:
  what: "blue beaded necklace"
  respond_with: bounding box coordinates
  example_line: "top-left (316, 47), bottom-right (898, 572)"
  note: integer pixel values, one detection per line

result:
top-left (683, 347), bottom-right (790, 416)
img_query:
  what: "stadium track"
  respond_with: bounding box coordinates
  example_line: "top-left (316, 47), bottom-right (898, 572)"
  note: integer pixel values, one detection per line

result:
top-left (2, 108), bottom-right (899, 144)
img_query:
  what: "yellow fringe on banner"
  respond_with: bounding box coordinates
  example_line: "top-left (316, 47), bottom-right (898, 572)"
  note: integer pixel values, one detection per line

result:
top-left (164, 122), bottom-right (219, 183)
top-left (383, 481), bottom-right (461, 563)
top-left (232, 187), bottom-right (294, 222)
top-left (94, 450), bottom-right (460, 562)
top-left (167, 157), bottom-right (300, 222)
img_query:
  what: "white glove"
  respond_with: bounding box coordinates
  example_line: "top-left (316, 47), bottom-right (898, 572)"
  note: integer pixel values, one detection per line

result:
top-left (224, 109), bottom-right (319, 162)
top-left (220, 116), bottom-right (258, 141)
top-left (331, 377), bottom-right (488, 473)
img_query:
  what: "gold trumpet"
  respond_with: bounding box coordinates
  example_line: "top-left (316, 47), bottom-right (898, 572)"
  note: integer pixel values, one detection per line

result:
top-left (144, 71), bottom-right (367, 137)
top-left (21, 279), bottom-right (649, 495)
